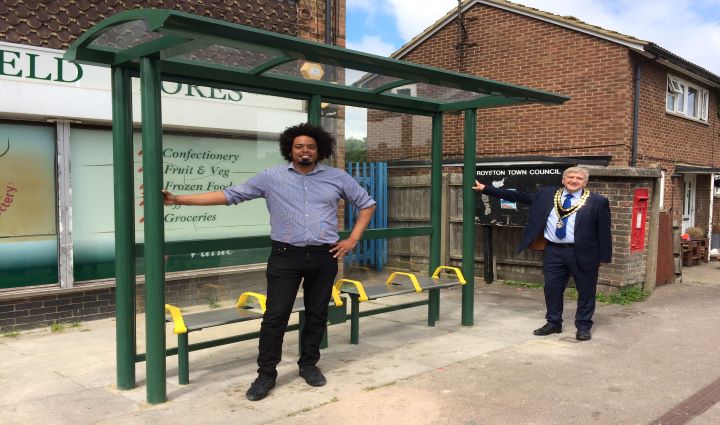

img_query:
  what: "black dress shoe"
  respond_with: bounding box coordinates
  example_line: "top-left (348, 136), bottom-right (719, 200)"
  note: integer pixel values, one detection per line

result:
top-left (533, 323), bottom-right (562, 336)
top-left (246, 374), bottom-right (276, 401)
top-left (576, 329), bottom-right (592, 341)
top-left (299, 365), bottom-right (327, 387)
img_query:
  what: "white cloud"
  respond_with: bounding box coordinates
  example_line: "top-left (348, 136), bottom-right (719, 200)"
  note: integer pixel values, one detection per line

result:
top-left (386, 0), bottom-right (458, 41)
top-left (345, 106), bottom-right (367, 139)
top-left (347, 0), bottom-right (379, 13)
top-left (345, 36), bottom-right (397, 85)
top-left (347, 35), bottom-right (397, 57)
top-left (513, 0), bottom-right (720, 73)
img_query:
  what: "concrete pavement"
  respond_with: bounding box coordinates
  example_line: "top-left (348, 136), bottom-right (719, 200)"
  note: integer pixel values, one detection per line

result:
top-left (1, 262), bottom-right (719, 424)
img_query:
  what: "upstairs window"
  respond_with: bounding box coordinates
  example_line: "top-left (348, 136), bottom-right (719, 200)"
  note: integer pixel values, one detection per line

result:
top-left (666, 75), bottom-right (709, 122)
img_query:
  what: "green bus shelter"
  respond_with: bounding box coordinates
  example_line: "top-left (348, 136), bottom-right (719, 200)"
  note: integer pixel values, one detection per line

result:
top-left (65, 9), bottom-right (568, 404)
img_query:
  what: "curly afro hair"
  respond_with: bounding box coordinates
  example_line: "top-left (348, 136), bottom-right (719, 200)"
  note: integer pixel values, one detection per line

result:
top-left (278, 123), bottom-right (336, 162)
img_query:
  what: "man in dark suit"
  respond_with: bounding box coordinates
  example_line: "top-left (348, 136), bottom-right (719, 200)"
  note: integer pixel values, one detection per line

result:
top-left (473, 167), bottom-right (612, 341)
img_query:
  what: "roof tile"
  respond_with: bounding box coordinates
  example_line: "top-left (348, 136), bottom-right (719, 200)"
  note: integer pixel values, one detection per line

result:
top-left (36, 26), bottom-right (50, 39)
top-left (36, 8), bottom-right (50, 22)
top-left (5, 28), bottom-right (19, 42)
top-left (15, 4), bottom-right (29, 18)
top-left (1, 0), bottom-right (299, 50)
top-left (47, 37), bottom-right (62, 49)
top-left (15, 22), bottom-right (30, 36)
top-left (27, 16), bottom-right (42, 29)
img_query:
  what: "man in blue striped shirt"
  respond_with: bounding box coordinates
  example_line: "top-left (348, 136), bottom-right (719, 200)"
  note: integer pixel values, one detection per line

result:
top-left (163, 123), bottom-right (376, 401)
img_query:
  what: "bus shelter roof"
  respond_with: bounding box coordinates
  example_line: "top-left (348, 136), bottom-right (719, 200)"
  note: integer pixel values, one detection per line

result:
top-left (65, 9), bottom-right (569, 114)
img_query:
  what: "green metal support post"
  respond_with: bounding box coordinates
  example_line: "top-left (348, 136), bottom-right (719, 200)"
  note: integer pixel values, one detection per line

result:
top-left (350, 294), bottom-right (360, 344)
top-left (428, 113), bottom-right (443, 325)
top-left (461, 109), bottom-right (477, 326)
top-left (308, 94), bottom-right (321, 126)
top-left (140, 57), bottom-right (167, 404)
top-left (111, 66), bottom-right (136, 390)
top-left (178, 333), bottom-right (189, 385)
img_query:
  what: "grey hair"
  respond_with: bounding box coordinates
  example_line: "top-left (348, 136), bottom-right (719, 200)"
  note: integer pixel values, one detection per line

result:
top-left (562, 166), bottom-right (589, 180)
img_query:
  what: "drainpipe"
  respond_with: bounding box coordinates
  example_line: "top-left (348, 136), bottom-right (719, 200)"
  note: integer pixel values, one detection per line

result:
top-left (325, 0), bottom-right (332, 44)
top-left (631, 62), bottom-right (641, 167)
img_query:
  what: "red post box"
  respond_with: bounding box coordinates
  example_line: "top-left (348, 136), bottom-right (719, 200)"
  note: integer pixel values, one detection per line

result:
top-left (630, 188), bottom-right (649, 252)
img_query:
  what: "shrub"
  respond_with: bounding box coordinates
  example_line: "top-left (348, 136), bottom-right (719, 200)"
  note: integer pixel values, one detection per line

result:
top-left (686, 226), bottom-right (705, 238)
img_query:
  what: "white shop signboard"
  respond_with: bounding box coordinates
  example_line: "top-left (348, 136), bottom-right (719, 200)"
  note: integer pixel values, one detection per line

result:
top-left (0, 41), bottom-right (305, 132)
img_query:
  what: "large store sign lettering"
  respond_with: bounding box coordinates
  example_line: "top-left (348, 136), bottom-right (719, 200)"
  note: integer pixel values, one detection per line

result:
top-left (0, 49), bottom-right (83, 82)
top-left (0, 46), bottom-right (243, 103)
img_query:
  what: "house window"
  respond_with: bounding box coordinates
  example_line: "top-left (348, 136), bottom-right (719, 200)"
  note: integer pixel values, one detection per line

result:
top-left (666, 75), bottom-right (709, 122)
top-left (391, 84), bottom-right (417, 97)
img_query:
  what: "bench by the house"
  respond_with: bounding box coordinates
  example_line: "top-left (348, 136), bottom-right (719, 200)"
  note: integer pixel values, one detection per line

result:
top-left (164, 289), bottom-right (346, 384)
top-left (334, 266), bottom-right (466, 344)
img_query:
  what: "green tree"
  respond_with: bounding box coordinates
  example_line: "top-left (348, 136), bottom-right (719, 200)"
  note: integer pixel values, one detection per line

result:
top-left (345, 137), bottom-right (367, 163)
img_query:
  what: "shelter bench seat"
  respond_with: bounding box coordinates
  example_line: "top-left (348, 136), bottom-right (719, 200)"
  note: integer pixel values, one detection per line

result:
top-left (164, 289), bottom-right (345, 384)
top-left (334, 266), bottom-right (466, 344)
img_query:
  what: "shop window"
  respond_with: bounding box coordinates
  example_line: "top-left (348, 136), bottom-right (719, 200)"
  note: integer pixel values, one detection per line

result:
top-left (0, 123), bottom-right (58, 288)
top-left (70, 128), bottom-right (287, 281)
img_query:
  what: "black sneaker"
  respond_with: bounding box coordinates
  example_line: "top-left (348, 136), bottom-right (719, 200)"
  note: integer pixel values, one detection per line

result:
top-left (245, 374), bottom-right (276, 401)
top-left (533, 323), bottom-right (562, 336)
top-left (299, 365), bottom-right (327, 387)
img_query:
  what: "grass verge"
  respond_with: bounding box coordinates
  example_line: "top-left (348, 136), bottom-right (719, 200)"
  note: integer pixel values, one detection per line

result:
top-left (503, 281), bottom-right (650, 305)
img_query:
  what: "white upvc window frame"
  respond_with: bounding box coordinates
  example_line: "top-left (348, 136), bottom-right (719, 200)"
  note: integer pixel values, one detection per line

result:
top-left (391, 84), bottom-right (417, 97)
top-left (666, 74), bottom-right (709, 122)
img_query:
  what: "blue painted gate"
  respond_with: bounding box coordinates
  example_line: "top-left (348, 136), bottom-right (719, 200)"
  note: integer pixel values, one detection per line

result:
top-left (346, 161), bottom-right (388, 271)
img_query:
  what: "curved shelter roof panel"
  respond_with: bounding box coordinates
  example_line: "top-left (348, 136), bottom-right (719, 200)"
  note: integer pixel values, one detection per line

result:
top-left (65, 9), bottom-right (569, 113)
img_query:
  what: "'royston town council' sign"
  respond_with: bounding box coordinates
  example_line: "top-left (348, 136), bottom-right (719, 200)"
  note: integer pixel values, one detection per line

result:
top-left (475, 165), bottom-right (570, 227)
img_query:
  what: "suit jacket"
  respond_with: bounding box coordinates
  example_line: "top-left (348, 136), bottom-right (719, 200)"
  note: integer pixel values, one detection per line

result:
top-left (481, 185), bottom-right (612, 270)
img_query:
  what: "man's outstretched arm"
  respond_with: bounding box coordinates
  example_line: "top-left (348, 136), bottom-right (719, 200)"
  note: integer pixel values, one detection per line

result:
top-left (162, 190), bottom-right (227, 206)
top-left (472, 180), bottom-right (537, 204)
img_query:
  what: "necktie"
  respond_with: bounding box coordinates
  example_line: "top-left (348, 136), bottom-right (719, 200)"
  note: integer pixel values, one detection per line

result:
top-left (555, 194), bottom-right (573, 239)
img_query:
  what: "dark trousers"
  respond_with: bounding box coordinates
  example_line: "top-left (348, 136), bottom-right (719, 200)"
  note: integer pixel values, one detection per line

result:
top-left (542, 244), bottom-right (598, 331)
top-left (256, 241), bottom-right (338, 379)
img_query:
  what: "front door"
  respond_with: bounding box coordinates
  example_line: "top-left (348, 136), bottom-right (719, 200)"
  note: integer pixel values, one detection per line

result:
top-left (682, 174), bottom-right (696, 233)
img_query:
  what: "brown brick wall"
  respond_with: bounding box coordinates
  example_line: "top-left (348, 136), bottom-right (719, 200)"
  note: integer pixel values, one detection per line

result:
top-left (394, 4), bottom-right (636, 163)
top-left (635, 60), bottom-right (719, 169)
top-left (592, 177), bottom-right (655, 287)
top-left (367, 111), bottom-right (433, 162)
top-left (0, 0), bottom-right (300, 49)
top-left (297, 0), bottom-right (345, 47)
top-left (633, 59), bottom-right (720, 222)
top-left (0, 269), bottom-right (267, 332)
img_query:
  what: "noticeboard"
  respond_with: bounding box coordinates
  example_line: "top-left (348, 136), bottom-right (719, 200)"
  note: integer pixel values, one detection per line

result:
top-left (475, 165), bottom-right (569, 226)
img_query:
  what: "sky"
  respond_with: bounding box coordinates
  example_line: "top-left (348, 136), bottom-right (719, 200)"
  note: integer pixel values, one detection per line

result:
top-left (344, 0), bottom-right (720, 138)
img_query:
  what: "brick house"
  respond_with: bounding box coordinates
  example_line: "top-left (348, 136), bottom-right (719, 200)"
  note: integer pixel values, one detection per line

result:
top-left (367, 0), bottom-right (719, 288)
top-left (0, 0), bottom-right (346, 331)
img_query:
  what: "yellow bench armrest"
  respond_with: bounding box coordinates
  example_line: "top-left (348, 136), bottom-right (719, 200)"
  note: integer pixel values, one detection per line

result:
top-left (431, 266), bottom-right (466, 284)
top-left (330, 285), bottom-right (344, 307)
top-left (386, 272), bottom-right (422, 292)
top-left (334, 279), bottom-right (369, 302)
top-left (236, 292), bottom-right (267, 312)
top-left (165, 304), bottom-right (188, 335)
